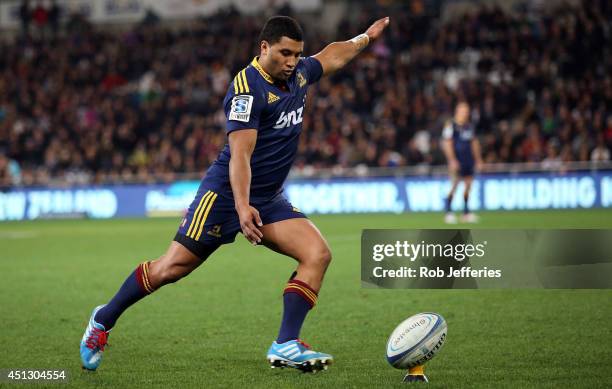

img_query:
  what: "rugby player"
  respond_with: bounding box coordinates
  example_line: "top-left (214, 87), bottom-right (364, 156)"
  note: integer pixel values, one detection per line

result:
top-left (80, 15), bottom-right (389, 373)
top-left (442, 101), bottom-right (483, 223)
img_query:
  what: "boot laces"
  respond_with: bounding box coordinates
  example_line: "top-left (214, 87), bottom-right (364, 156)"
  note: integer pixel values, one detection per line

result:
top-left (86, 327), bottom-right (108, 351)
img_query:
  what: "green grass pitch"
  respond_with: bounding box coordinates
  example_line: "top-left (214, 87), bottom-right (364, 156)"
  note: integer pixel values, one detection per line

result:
top-left (1, 210), bottom-right (611, 388)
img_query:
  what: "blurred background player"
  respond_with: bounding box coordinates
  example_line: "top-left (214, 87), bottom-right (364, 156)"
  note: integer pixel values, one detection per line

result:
top-left (442, 102), bottom-right (483, 224)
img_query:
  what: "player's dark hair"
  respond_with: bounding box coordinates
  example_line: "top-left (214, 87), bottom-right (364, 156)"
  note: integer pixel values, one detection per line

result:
top-left (259, 16), bottom-right (303, 45)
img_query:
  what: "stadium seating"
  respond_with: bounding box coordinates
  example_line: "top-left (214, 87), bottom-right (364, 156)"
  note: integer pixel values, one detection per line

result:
top-left (0, 0), bottom-right (609, 187)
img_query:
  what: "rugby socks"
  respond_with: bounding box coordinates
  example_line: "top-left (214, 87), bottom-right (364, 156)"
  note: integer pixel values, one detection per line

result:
top-left (463, 193), bottom-right (469, 214)
top-left (94, 261), bottom-right (155, 330)
top-left (445, 196), bottom-right (452, 212)
top-left (277, 278), bottom-right (318, 343)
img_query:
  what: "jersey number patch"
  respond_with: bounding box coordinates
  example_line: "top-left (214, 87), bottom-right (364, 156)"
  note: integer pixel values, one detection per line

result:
top-left (229, 95), bottom-right (253, 122)
top-left (274, 107), bottom-right (303, 129)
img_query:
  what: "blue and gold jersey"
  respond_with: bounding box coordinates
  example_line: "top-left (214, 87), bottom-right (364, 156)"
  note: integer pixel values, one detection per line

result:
top-left (442, 120), bottom-right (476, 166)
top-left (205, 56), bottom-right (323, 204)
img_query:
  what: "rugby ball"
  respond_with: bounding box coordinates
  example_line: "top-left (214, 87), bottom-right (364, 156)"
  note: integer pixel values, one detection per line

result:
top-left (386, 312), bottom-right (447, 369)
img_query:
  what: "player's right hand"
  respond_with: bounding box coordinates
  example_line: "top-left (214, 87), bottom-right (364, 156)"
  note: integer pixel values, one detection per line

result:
top-left (449, 159), bottom-right (459, 173)
top-left (237, 205), bottom-right (263, 245)
top-left (475, 160), bottom-right (484, 172)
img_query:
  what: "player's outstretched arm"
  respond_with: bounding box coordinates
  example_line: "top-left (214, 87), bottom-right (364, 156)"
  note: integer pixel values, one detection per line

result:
top-left (313, 16), bottom-right (389, 76)
top-left (229, 129), bottom-right (263, 245)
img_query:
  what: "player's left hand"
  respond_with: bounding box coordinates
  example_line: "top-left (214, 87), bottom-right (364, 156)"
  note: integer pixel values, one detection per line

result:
top-left (365, 17), bottom-right (390, 41)
top-left (237, 205), bottom-right (263, 245)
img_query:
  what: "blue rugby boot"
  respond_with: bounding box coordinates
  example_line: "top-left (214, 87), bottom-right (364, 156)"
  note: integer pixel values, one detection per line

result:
top-left (267, 339), bottom-right (333, 372)
top-left (80, 305), bottom-right (111, 371)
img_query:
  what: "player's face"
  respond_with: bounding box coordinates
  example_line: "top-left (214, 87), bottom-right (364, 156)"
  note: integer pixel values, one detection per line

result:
top-left (261, 37), bottom-right (304, 81)
top-left (455, 103), bottom-right (470, 124)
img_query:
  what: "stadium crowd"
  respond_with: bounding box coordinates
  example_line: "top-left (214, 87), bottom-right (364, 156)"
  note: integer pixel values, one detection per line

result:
top-left (0, 0), bottom-right (610, 187)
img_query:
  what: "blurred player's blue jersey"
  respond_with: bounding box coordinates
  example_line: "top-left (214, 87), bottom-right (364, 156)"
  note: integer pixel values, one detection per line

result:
top-left (175, 57), bottom-right (323, 247)
top-left (442, 120), bottom-right (476, 176)
top-left (205, 56), bottom-right (323, 203)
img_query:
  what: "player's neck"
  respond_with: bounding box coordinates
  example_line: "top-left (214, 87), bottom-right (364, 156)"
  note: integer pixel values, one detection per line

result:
top-left (258, 57), bottom-right (273, 76)
top-left (256, 56), bottom-right (288, 88)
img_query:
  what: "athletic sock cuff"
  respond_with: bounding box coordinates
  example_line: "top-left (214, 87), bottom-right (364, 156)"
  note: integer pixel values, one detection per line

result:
top-left (135, 261), bottom-right (155, 294)
top-left (284, 279), bottom-right (318, 308)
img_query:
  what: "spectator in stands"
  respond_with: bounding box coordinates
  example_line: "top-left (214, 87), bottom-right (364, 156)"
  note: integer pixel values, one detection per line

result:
top-left (542, 140), bottom-right (563, 171)
top-left (48, 0), bottom-right (60, 38)
top-left (591, 133), bottom-right (611, 162)
top-left (19, 0), bottom-right (31, 36)
top-left (32, 0), bottom-right (49, 33)
top-left (0, 151), bottom-right (21, 188)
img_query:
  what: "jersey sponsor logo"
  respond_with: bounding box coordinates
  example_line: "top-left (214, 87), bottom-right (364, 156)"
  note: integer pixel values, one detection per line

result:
top-left (229, 95), bottom-right (253, 122)
top-left (274, 107), bottom-right (304, 129)
top-left (297, 72), bottom-right (307, 87)
top-left (268, 92), bottom-right (280, 104)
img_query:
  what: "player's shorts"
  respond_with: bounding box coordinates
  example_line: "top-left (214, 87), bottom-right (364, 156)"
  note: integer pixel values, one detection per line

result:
top-left (458, 163), bottom-right (474, 177)
top-left (174, 182), bottom-right (306, 258)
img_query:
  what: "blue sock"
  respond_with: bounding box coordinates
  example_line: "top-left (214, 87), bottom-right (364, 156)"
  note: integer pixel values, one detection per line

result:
top-left (445, 195), bottom-right (452, 212)
top-left (464, 195), bottom-right (469, 214)
top-left (277, 279), bottom-right (318, 343)
top-left (94, 261), bottom-right (154, 329)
